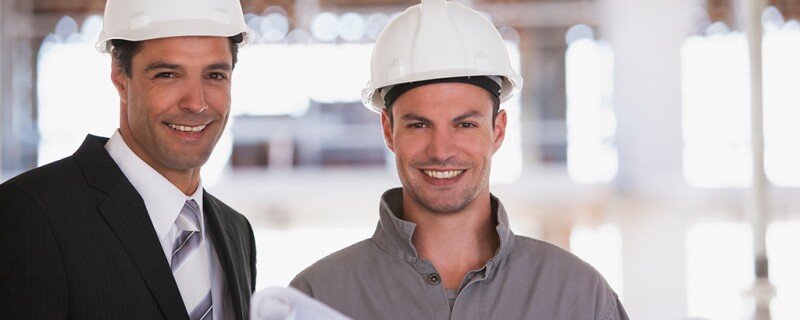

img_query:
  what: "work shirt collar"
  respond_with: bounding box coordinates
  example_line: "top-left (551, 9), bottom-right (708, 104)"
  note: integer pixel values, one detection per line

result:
top-left (372, 188), bottom-right (516, 272)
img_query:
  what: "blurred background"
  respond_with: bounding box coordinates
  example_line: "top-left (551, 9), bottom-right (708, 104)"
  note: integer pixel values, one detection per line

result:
top-left (2, 0), bottom-right (800, 318)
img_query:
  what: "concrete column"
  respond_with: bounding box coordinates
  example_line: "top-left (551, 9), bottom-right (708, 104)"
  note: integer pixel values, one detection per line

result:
top-left (0, 0), bottom-right (5, 181)
top-left (1, 1), bottom-right (37, 177)
top-left (599, 0), bottom-right (700, 318)
top-left (294, 0), bottom-right (320, 31)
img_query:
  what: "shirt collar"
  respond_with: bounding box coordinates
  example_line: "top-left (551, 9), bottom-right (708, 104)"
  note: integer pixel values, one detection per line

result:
top-left (104, 130), bottom-right (205, 242)
top-left (373, 188), bottom-right (515, 264)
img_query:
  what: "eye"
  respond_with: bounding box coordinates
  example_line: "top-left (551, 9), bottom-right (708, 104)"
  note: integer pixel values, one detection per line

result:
top-left (208, 72), bottom-right (229, 80)
top-left (408, 123), bottom-right (427, 129)
top-left (155, 72), bottom-right (175, 79)
top-left (458, 122), bottom-right (478, 128)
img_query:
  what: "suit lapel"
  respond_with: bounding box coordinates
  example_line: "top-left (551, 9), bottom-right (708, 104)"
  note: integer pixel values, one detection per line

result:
top-left (75, 135), bottom-right (189, 320)
top-left (204, 195), bottom-right (246, 320)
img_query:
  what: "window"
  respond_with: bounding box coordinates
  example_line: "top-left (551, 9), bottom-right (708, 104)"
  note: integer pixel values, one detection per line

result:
top-left (565, 25), bottom-right (617, 183)
top-left (681, 31), bottom-right (751, 188)
top-left (681, 16), bottom-right (800, 188)
top-left (763, 26), bottom-right (800, 187)
top-left (686, 221), bottom-right (800, 319)
top-left (570, 223), bottom-right (624, 299)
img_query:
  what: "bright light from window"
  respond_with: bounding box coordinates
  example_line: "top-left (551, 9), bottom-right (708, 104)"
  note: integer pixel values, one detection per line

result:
top-left (681, 33), bottom-right (751, 188)
top-left (232, 43), bottom-right (372, 116)
top-left (686, 221), bottom-right (800, 319)
top-left (686, 222), bottom-right (753, 319)
top-left (570, 224), bottom-right (624, 299)
top-left (681, 25), bottom-right (800, 188)
top-left (234, 45), bottom-right (313, 116)
top-left (253, 227), bottom-right (373, 289)
top-left (307, 44), bottom-right (372, 104)
top-left (338, 13), bottom-right (367, 42)
top-left (311, 13), bottom-right (339, 42)
top-left (565, 37), bottom-right (617, 183)
top-left (490, 41), bottom-right (523, 184)
top-left (766, 221), bottom-right (800, 318)
top-left (37, 40), bottom-right (118, 164)
top-left (763, 29), bottom-right (800, 187)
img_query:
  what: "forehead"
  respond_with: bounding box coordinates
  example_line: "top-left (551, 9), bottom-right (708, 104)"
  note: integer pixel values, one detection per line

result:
top-left (134, 36), bottom-right (232, 62)
top-left (391, 82), bottom-right (494, 116)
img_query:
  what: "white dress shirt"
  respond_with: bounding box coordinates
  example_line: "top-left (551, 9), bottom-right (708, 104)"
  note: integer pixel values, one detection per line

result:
top-left (105, 130), bottom-right (233, 319)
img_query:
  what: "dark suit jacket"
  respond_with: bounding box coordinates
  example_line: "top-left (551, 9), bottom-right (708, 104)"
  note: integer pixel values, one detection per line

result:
top-left (0, 135), bottom-right (256, 319)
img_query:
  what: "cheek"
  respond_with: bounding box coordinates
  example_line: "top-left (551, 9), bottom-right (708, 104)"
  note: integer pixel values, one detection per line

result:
top-left (206, 85), bottom-right (231, 105)
top-left (126, 83), bottom-right (155, 112)
top-left (462, 134), bottom-right (494, 157)
top-left (392, 136), bottom-right (423, 158)
top-left (126, 93), bottom-right (164, 128)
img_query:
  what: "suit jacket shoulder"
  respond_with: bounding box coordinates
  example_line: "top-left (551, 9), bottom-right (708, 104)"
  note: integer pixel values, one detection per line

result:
top-left (1, 135), bottom-right (187, 320)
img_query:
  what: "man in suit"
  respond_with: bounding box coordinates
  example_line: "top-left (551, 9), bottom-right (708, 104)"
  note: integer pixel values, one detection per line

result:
top-left (290, 0), bottom-right (628, 319)
top-left (0, 0), bottom-right (256, 319)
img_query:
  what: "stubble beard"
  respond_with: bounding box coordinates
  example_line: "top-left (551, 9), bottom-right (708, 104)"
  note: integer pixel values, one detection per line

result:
top-left (153, 132), bottom-right (218, 171)
top-left (404, 172), bottom-right (486, 215)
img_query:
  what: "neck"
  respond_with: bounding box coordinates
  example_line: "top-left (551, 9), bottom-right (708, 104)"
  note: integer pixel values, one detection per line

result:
top-left (145, 161), bottom-right (201, 196)
top-left (405, 193), bottom-right (499, 290)
top-left (118, 131), bottom-right (201, 196)
top-left (168, 171), bottom-right (201, 196)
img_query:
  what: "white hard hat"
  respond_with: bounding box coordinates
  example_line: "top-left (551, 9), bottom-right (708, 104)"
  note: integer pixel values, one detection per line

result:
top-left (361, 0), bottom-right (523, 113)
top-left (96, 0), bottom-right (254, 53)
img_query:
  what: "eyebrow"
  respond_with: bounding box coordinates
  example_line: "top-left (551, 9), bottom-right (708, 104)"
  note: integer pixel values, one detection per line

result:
top-left (400, 113), bottom-right (430, 123)
top-left (453, 110), bottom-right (485, 122)
top-left (144, 62), bottom-right (180, 72)
top-left (207, 62), bottom-right (233, 71)
top-left (144, 62), bottom-right (232, 72)
top-left (399, 110), bottom-right (486, 123)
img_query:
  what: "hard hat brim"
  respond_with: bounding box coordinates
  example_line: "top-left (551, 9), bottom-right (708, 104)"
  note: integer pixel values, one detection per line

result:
top-left (96, 20), bottom-right (253, 53)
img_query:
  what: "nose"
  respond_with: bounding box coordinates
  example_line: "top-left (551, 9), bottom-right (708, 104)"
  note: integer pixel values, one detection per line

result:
top-left (180, 79), bottom-right (208, 114)
top-left (426, 127), bottom-right (458, 162)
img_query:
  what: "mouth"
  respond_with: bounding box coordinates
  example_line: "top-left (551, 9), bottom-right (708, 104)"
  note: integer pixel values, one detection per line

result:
top-left (166, 123), bottom-right (207, 133)
top-left (422, 169), bottom-right (465, 179)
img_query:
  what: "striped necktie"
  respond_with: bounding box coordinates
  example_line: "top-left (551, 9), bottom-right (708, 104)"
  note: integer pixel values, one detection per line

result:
top-left (172, 200), bottom-right (213, 320)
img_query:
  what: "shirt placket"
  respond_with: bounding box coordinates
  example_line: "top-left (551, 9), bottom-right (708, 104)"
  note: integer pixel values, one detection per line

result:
top-left (413, 259), bottom-right (453, 320)
top-left (450, 260), bottom-right (493, 320)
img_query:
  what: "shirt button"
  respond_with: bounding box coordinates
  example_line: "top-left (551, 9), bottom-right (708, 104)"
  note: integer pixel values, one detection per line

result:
top-left (427, 273), bottom-right (441, 285)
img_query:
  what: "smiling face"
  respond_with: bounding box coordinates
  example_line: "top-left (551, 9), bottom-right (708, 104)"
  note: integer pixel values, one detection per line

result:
top-left (111, 36), bottom-right (233, 191)
top-left (382, 82), bottom-right (507, 215)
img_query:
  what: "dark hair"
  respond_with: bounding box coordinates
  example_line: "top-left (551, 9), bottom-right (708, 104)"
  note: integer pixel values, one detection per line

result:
top-left (111, 33), bottom-right (243, 77)
top-left (385, 89), bottom-right (501, 128)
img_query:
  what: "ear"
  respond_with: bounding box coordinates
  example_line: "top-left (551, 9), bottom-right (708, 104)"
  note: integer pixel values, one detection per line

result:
top-left (492, 109), bottom-right (507, 154)
top-left (110, 60), bottom-right (128, 104)
top-left (381, 109), bottom-right (395, 152)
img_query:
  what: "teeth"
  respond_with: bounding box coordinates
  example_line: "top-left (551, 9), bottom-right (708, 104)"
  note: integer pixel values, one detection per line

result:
top-left (423, 170), bottom-right (464, 179)
top-left (168, 123), bottom-right (206, 132)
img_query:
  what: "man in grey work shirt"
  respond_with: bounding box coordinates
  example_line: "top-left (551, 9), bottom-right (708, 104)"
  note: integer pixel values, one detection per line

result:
top-left (290, 0), bottom-right (628, 319)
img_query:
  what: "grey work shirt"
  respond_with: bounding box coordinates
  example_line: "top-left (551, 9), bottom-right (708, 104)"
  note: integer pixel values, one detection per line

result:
top-left (291, 188), bottom-right (629, 320)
